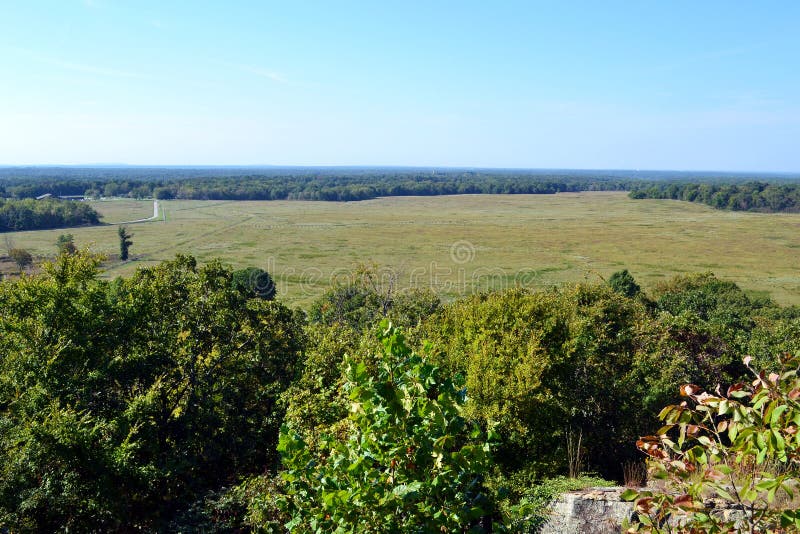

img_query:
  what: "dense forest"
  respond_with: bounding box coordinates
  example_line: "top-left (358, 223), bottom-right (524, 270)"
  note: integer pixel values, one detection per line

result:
top-left (0, 197), bottom-right (100, 232)
top-left (0, 169), bottom-right (638, 201)
top-left (4, 168), bottom-right (800, 212)
top-left (2, 253), bottom-right (799, 531)
top-left (2, 166), bottom-right (798, 204)
top-left (629, 181), bottom-right (800, 212)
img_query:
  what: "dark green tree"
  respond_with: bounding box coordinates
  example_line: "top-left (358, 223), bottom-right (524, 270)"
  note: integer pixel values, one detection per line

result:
top-left (608, 269), bottom-right (641, 298)
top-left (0, 252), bottom-right (305, 531)
top-left (231, 267), bottom-right (276, 300)
top-left (118, 225), bottom-right (133, 260)
top-left (153, 187), bottom-right (175, 200)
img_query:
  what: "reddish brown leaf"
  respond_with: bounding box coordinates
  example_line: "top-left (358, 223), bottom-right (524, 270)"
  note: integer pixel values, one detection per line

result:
top-left (635, 497), bottom-right (654, 514)
top-left (680, 384), bottom-right (701, 397)
top-left (673, 494), bottom-right (696, 509)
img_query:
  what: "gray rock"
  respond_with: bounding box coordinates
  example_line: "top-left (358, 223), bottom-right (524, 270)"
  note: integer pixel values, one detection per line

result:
top-left (538, 486), bottom-right (749, 533)
top-left (539, 487), bottom-right (635, 534)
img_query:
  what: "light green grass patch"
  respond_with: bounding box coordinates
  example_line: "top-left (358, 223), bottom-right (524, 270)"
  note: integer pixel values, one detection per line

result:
top-left (5, 192), bottom-right (800, 307)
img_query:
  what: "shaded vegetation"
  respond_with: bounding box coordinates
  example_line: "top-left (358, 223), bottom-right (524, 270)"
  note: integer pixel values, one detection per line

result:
top-left (1, 255), bottom-right (800, 530)
top-left (0, 198), bottom-right (100, 232)
top-left (630, 181), bottom-right (800, 212)
top-left (0, 253), bottom-right (303, 530)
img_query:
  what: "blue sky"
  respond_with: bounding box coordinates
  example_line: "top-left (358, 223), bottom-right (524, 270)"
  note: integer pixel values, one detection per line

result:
top-left (1, 1), bottom-right (798, 170)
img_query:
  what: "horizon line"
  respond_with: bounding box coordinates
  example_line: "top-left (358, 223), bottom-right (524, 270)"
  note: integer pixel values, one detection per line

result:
top-left (1, 164), bottom-right (799, 175)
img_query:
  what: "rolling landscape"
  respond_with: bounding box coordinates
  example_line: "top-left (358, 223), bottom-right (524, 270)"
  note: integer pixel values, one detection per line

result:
top-left (5, 190), bottom-right (800, 306)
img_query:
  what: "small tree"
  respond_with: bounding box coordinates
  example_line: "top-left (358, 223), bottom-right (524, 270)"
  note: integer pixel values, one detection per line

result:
top-left (608, 269), bottom-right (641, 298)
top-left (56, 234), bottom-right (77, 255)
top-left (276, 322), bottom-right (497, 532)
top-left (153, 187), bottom-right (174, 200)
top-left (118, 226), bottom-right (133, 261)
top-left (624, 353), bottom-right (800, 532)
top-left (8, 248), bottom-right (32, 273)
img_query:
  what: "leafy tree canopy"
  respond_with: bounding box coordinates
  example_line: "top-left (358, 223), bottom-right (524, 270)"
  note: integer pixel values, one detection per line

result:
top-left (0, 252), bottom-right (304, 531)
top-left (275, 323), bottom-right (498, 532)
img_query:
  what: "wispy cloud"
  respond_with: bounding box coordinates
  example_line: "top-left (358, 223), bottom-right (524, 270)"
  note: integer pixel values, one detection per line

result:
top-left (50, 59), bottom-right (142, 79)
top-left (239, 65), bottom-right (288, 83)
top-left (9, 46), bottom-right (146, 79)
top-left (225, 62), bottom-right (288, 84)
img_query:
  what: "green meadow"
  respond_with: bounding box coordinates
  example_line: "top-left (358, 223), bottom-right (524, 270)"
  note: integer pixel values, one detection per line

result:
top-left (6, 192), bottom-right (800, 306)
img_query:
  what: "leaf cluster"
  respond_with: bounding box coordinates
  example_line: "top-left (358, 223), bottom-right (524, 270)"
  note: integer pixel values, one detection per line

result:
top-left (625, 354), bottom-right (800, 533)
top-left (276, 322), bottom-right (497, 532)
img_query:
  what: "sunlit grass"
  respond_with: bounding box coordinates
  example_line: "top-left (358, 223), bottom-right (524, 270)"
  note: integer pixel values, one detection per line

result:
top-left (5, 192), bottom-right (800, 307)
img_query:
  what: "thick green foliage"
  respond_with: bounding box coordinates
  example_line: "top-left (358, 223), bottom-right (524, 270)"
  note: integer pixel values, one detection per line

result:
top-left (420, 275), bottom-right (797, 481)
top-left (276, 323), bottom-right (497, 532)
top-left (280, 323), bottom-right (359, 436)
top-left (627, 273), bottom-right (791, 413)
top-left (421, 285), bottom-right (646, 477)
top-left (309, 266), bottom-right (440, 330)
top-left (1, 167), bottom-right (638, 201)
top-left (0, 253), bottom-right (304, 530)
top-left (652, 272), bottom-right (772, 330)
top-left (608, 269), bottom-right (641, 298)
top-left (0, 197), bottom-right (100, 232)
top-left (1, 252), bottom-right (799, 530)
top-left (232, 266), bottom-right (277, 300)
top-left (625, 353), bottom-right (800, 532)
top-left (629, 180), bottom-right (800, 213)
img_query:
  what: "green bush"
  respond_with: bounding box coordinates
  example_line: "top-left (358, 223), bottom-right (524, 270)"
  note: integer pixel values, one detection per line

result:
top-left (275, 322), bottom-right (498, 532)
top-left (625, 353), bottom-right (800, 532)
top-left (309, 264), bottom-right (440, 330)
top-left (608, 269), bottom-right (641, 298)
top-left (421, 285), bottom-right (648, 478)
top-left (0, 253), bottom-right (304, 530)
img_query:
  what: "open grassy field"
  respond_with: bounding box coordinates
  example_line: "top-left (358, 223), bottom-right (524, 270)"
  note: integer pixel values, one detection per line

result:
top-left (4, 192), bottom-right (800, 307)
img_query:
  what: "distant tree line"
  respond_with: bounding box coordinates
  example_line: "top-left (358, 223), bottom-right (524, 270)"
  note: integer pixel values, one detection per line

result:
top-left (0, 172), bottom-right (639, 201)
top-left (629, 181), bottom-right (800, 212)
top-left (0, 198), bottom-right (100, 232)
top-left (4, 167), bottom-right (800, 209)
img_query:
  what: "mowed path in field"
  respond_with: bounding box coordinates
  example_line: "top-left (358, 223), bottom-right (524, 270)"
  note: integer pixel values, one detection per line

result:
top-left (8, 192), bottom-right (800, 306)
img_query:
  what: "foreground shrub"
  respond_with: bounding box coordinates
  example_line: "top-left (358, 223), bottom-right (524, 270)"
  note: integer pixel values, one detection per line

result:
top-left (309, 263), bottom-right (440, 330)
top-left (625, 353), bottom-right (800, 532)
top-left (275, 322), bottom-right (497, 532)
top-left (421, 285), bottom-right (648, 478)
top-left (0, 253), bottom-right (304, 530)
